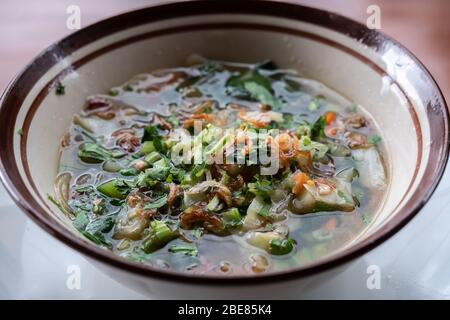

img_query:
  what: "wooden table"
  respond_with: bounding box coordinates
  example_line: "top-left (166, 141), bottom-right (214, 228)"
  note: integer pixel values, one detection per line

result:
top-left (1, 0), bottom-right (449, 101)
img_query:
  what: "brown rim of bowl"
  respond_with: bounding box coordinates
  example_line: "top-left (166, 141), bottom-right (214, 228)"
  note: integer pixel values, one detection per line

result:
top-left (0, 0), bottom-right (448, 285)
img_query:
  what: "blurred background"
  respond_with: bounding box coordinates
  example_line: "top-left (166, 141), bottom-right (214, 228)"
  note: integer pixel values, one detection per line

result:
top-left (0, 0), bottom-right (449, 100)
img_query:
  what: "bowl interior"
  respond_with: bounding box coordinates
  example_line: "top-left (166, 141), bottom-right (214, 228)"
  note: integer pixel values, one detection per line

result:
top-left (1, 2), bottom-right (447, 282)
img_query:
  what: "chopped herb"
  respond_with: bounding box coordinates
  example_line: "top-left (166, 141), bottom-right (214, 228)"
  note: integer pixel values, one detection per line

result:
top-left (82, 230), bottom-right (111, 248)
top-left (169, 244), bottom-right (198, 257)
top-left (144, 195), bottom-right (168, 210)
top-left (311, 116), bottom-right (326, 139)
top-left (78, 142), bottom-right (123, 164)
top-left (258, 203), bottom-right (272, 219)
top-left (142, 220), bottom-right (178, 253)
top-left (296, 124), bottom-right (311, 137)
top-left (269, 238), bottom-right (295, 255)
top-left (97, 178), bottom-right (134, 199)
top-left (126, 248), bottom-right (152, 262)
top-left (47, 194), bottom-right (72, 217)
top-left (243, 81), bottom-right (280, 109)
top-left (55, 82), bottom-right (65, 95)
top-left (142, 125), bottom-right (165, 152)
top-left (248, 176), bottom-right (273, 199)
top-left (222, 208), bottom-right (242, 229)
top-left (207, 195), bottom-right (223, 212)
top-left (85, 212), bottom-right (116, 234)
top-left (73, 211), bottom-right (89, 232)
top-left (227, 67), bottom-right (280, 109)
top-left (17, 128), bottom-right (23, 136)
top-left (192, 228), bottom-right (203, 239)
top-left (120, 167), bottom-right (138, 176)
top-left (109, 199), bottom-right (125, 206)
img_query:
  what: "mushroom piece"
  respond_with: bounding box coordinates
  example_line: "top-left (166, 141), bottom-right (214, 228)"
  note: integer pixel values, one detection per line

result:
top-left (113, 192), bottom-right (157, 240)
top-left (179, 204), bottom-right (224, 235)
top-left (184, 180), bottom-right (232, 207)
top-left (112, 128), bottom-right (140, 152)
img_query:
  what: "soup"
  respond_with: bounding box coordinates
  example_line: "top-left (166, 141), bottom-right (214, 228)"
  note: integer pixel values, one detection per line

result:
top-left (54, 57), bottom-right (387, 275)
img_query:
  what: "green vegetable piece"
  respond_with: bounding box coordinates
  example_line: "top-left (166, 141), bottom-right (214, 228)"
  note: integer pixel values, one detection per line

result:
top-left (144, 195), bottom-right (168, 210)
top-left (97, 179), bottom-right (130, 199)
top-left (222, 208), bottom-right (242, 229)
top-left (269, 238), bottom-right (295, 255)
top-left (243, 81), bottom-right (279, 109)
top-left (207, 195), bottom-right (223, 212)
top-left (73, 211), bottom-right (89, 232)
top-left (47, 194), bottom-right (72, 217)
top-left (120, 167), bottom-right (138, 176)
top-left (55, 82), bottom-right (65, 95)
top-left (144, 151), bottom-right (162, 164)
top-left (17, 128), bottom-right (23, 136)
top-left (295, 124), bottom-right (311, 137)
top-left (169, 245), bottom-right (198, 257)
top-left (143, 158), bottom-right (170, 181)
top-left (248, 176), bottom-right (273, 200)
top-left (258, 203), bottom-right (272, 219)
top-left (78, 143), bottom-right (119, 164)
top-left (142, 125), bottom-right (165, 152)
top-left (311, 116), bottom-right (326, 139)
top-left (227, 67), bottom-right (280, 109)
top-left (85, 213), bottom-right (115, 234)
top-left (140, 141), bottom-right (155, 155)
top-left (192, 228), bottom-right (203, 239)
top-left (82, 230), bottom-right (111, 248)
top-left (142, 220), bottom-right (178, 253)
top-left (299, 136), bottom-right (328, 158)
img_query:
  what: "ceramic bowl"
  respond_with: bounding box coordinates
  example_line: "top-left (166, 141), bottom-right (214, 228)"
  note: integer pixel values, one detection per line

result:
top-left (0, 0), bottom-right (448, 298)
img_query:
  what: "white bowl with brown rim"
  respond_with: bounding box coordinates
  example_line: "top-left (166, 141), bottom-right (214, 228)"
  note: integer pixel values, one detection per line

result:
top-left (0, 0), bottom-right (448, 298)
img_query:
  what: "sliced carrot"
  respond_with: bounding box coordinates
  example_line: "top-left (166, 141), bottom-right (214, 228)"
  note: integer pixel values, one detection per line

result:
top-left (322, 218), bottom-right (337, 232)
top-left (292, 172), bottom-right (309, 195)
top-left (325, 111), bottom-right (336, 125)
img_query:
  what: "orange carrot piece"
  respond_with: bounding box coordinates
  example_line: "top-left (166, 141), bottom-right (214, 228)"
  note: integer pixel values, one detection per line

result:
top-left (325, 112), bottom-right (336, 125)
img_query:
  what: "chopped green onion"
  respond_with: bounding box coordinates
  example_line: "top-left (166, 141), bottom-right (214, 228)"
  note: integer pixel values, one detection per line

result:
top-left (142, 220), bottom-right (178, 253)
top-left (144, 195), bottom-right (168, 210)
top-left (269, 238), bottom-right (295, 255)
top-left (169, 244), bottom-right (198, 257)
